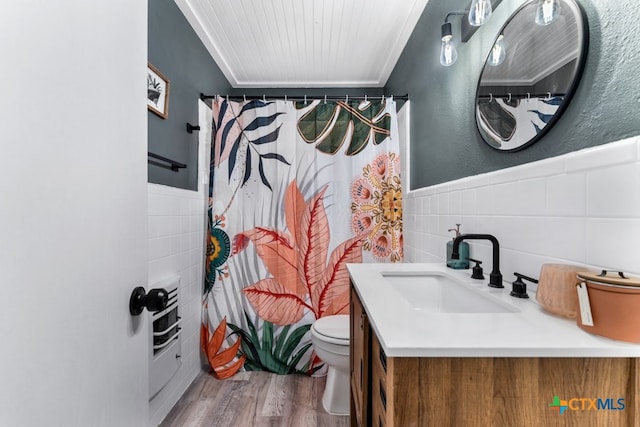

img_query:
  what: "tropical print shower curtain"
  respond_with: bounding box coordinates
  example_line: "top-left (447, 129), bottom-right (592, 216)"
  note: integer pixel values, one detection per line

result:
top-left (201, 97), bottom-right (402, 378)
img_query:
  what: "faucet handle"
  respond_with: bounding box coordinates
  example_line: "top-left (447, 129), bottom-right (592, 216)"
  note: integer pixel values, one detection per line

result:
top-left (510, 273), bottom-right (539, 299)
top-left (468, 258), bottom-right (484, 280)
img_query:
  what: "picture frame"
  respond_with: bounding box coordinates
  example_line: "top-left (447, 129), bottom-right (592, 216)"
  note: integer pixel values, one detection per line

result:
top-left (147, 63), bottom-right (170, 119)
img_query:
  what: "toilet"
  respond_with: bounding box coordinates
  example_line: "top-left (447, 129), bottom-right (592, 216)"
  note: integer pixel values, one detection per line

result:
top-left (310, 314), bottom-right (350, 415)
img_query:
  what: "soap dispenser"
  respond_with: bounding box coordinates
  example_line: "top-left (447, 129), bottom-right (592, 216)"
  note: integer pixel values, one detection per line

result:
top-left (446, 224), bottom-right (469, 269)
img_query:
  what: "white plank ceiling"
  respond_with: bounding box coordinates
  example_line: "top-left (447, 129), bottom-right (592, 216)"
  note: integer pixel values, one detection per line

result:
top-left (175, 0), bottom-right (429, 88)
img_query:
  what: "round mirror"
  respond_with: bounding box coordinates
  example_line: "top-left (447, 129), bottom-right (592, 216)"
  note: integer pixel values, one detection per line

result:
top-left (475, 0), bottom-right (588, 151)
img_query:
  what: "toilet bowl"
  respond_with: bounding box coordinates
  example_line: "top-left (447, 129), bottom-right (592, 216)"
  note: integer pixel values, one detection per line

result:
top-left (310, 314), bottom-right (350, 415)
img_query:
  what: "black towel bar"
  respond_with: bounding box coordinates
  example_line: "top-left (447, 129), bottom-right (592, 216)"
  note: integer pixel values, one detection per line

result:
top-left (148, 152), bottom-right (187, 172)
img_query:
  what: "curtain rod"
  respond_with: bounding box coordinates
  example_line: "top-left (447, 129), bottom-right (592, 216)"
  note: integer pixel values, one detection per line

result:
top-left (199, 93), bottom-right (409, 102)
top-left (477, 92), bottom-right (565, 101)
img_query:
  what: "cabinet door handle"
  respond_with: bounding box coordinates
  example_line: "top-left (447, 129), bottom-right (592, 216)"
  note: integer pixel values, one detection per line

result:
top-left (379, 380), bottom-right (387, 411)
top-left (379, 346), bottom-right (387, 372)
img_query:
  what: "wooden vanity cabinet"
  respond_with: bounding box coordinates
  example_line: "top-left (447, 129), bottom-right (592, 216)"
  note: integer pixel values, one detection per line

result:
top-left (351, 284), bottom-right (640, 427)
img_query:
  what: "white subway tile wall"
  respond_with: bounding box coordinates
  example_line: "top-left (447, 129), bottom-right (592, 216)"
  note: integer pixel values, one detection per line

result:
top-left (148, 183), bottom-right (206, 426)
top-left (403, 136), bottom-right (640, 284)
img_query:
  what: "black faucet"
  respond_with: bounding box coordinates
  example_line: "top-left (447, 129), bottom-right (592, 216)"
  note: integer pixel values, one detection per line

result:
top-left (451, 234), bottom-right (503, 288)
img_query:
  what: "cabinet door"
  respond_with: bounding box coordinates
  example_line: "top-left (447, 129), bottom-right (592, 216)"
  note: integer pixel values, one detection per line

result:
top-left (350, 285), bottom-right (369, 427)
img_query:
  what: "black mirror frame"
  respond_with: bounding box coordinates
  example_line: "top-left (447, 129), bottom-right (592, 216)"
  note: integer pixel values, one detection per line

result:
top-left (475, 0), bottom-right (590, 152)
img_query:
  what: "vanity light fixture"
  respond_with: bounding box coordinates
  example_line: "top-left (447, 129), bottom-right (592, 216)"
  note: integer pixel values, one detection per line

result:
top-left (440, 3), bottom-right (493, 67)
top-left (468, 0), bottom-right (493, 26)
top-left (487, 33), bottom-right (506, 66)
top-left (535, 0), bottom-right (561, 25)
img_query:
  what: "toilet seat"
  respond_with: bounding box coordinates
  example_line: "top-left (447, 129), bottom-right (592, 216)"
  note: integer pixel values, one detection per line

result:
top-left (312, 315), bottom-right (349, 344)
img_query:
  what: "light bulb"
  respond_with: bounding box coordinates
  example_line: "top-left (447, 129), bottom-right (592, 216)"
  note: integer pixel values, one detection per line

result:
top-left (535, 0), bottom-right (561, 26)
top-left (488, 34), bottom-right (506, 66)
top-left (469, 0), bottom-right (492, 26)
top-left (440, 22), bottom-right (457, 66)
top-left (440, 36), bottom-right (457, 66)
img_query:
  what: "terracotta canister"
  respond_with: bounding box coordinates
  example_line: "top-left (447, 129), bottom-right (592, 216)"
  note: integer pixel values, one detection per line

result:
top-left (576, 271), bottom-right (640, 343)
top-left (536, 264), bottom-right (587, 319)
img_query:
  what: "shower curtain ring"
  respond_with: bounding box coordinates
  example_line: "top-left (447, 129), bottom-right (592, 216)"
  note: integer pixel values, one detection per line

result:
top-left (345, 95), bottom-right (348, 103)
top-left (324, 95), bottom-right (327, 104)
top-left (527, 93), bottom-right (530, 100)
top-left (243, 95), bottom-right (246, 102)
top-left (263, 94), bottom-right (266, 102)
top-left (304, 95), bottom-right (307, 105)
top-left (547, 92), bottom-right (551, 100)
top-left (489, 93), bottom-right (493, 102)
top-left (507, 93), bottom-right (511, 102)
top-left (226, 94), bottom-right (229, 103)
top-left (284, 94), bottom-right (287, 102)
top-left (364, 95), bottom-right (368, 102)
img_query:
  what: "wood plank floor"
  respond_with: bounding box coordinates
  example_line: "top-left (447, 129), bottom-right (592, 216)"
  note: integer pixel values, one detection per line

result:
top-left (159, 371), bottom-right (350, 427)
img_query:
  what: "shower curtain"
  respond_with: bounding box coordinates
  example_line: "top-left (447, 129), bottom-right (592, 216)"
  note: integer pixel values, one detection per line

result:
top-left (201, 96), bottom-right (402, 378)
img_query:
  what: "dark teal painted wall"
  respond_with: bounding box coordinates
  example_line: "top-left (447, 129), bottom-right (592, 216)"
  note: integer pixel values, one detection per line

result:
top-left (385, 0), bottom-right (640, 189)
top-left (148, 0), bottom-right (231, 190)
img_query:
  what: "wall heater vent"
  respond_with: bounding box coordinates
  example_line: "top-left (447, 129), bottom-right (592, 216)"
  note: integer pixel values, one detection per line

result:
top-left (152, 287), bottom-right (180, 355)
top-left (149, 275), bottom-right (182, 399)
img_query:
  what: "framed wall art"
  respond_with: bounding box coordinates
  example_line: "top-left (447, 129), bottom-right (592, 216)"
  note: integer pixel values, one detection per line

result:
top-left (147, 63), bottom-right (170, 119)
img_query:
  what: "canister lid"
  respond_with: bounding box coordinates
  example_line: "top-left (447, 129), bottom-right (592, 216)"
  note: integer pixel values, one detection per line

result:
top-left (577, 270), bottom-right (640, 287)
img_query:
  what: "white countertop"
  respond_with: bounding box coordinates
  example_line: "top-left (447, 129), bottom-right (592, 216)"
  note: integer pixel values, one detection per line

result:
top-left (347, 263), bottom-right (640, 358)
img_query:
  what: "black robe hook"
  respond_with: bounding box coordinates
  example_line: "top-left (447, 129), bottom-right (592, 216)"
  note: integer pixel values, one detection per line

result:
top-left (186, 123), bottom-right (200, 134)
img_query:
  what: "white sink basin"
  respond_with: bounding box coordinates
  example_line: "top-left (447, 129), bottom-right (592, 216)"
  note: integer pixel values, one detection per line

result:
top-left (381, 271), bottom-right (519, 314)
